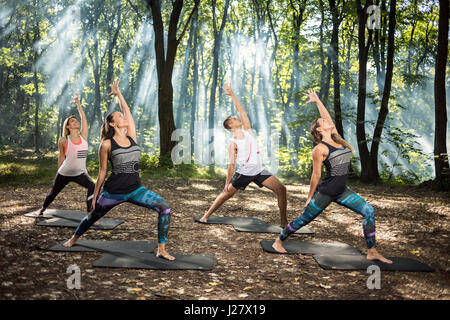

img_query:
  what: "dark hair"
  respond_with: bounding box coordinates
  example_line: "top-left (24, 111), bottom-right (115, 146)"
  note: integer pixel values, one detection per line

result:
top-left (100, 112), bottom-right (116, 141)
top-left (62, 115), bottom-right (78, 137)
top-left (223, 116), bottom-right (232, 130)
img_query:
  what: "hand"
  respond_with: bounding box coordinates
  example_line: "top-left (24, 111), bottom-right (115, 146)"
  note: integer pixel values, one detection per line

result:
top-left (108, 80), bottom-right (121, 97)
top-left (223, 83), bottom-right (233, 96)
top-left (71, 93), bottom-right (81, 106)
top-left (223, 184), bottom-right (230, 194)
top-left (305, 89), bottom-right (319, 104)
top-left (303, 198), bottom-right (312, 210)
top-left (91, 194), bottom-right (97, 211)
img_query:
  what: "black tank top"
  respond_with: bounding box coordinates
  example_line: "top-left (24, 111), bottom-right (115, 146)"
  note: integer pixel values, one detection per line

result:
top-left (317, 141), bottom-right (352, 197)
top-left (103, 136), bottom-right (141, 194)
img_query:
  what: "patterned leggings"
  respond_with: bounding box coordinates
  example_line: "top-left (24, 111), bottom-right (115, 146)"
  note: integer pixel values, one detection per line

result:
top-left (280, 187), bottom-right (376, 249)
top-left (74, 186), bottom-right (171, 243)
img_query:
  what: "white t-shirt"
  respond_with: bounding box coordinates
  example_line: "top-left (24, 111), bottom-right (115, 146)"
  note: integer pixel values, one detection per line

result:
top-left (229, 129), bottom-right (264, 176)
top-left (57, 136), bottom-right (88, 176)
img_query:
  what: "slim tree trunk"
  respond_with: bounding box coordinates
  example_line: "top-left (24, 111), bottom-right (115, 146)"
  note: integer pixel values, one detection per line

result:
top-left (367, 0), bottom-right (397, 182)
top-left (434, 0), bottom-right (449, 181)
top-left (356, 0), bottom-right (373, 181)
top-left (147, 0), bottom-right (199, 162)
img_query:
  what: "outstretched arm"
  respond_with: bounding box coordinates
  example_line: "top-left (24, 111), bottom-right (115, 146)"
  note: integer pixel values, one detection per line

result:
top-left (305, 89), bottom-right (337, 135)
top-left (73, 93), bottom-right (88, 141)
top-left (108, 80), bottom-right (137, 142)
top-left (223, 83), bottom-right (251, 131)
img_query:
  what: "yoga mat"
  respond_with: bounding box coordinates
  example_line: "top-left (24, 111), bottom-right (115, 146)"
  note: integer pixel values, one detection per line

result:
top-left (194, 216), bottom-right (313, 234)
top-left (93, 251), bottom-right (214, 270)
top-left (49, 240), bottom-right (157, 253)
top-left (24, 209), bottom-right (86, 218)
top-left (260, 240), bottom-right (361, 255)
top-left (312, 255), bottom-right (434, 272)
top-left (235, 224), bottom-right (313, 234)
top-left (194, 216), bottom-right (266, 226)
top-left (35, 211), bottom-right (123, 230)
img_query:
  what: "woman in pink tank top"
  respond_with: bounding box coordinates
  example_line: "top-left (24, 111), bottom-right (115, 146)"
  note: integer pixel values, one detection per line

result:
top-left (31, 93), bottom-right (95, 218)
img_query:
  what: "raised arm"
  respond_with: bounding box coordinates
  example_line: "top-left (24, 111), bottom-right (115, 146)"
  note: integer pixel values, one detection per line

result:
top-left (305, 89), bottom-right (338, 135)
top-left (223, 83), bottom-right (251, 131)
top-left (72, 93), bottom-right (88, 140)
top-left (108, 80), bottom-right (137, 142)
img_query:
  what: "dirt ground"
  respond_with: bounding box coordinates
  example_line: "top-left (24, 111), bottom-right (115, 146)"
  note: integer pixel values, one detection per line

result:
top-left (0, 178), bottom-right (449, 300)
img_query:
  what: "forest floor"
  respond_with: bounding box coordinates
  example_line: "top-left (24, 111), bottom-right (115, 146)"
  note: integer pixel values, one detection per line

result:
top-left (0, 177), bottom-right (449, 300)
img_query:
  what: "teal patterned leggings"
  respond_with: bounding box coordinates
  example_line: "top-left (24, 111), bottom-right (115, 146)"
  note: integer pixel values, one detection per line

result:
top-left (280, 187), bottom-right (376, 248)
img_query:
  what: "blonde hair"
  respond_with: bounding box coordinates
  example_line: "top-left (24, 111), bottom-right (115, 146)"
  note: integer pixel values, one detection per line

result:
top-left (62, 115), bottom-right (78, 137)
top-left (310, 119), bottom-right (354, 152)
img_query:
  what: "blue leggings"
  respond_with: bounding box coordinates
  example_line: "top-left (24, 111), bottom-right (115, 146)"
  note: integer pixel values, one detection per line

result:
top-left (74, 186), bottom-right (171, 243)
top-left (280, 187), bottom-right (376, 249)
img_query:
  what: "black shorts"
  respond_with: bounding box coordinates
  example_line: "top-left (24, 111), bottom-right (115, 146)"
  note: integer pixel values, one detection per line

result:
top-left (230, 169), bottom-right (272, 190)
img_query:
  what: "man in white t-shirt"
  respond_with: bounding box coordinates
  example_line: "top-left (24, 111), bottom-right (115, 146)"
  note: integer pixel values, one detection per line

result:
top-left (199, 84), bottom-right (288, 228)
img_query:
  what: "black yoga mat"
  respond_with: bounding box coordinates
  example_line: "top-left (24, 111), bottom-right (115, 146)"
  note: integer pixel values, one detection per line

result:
top-left (235, 224), bottom-right (313, 234)
top-left (92, 251), bottom-right (214, 270)
top-left (312, 254), bottom-right (434, 272)
top-left (49, 240), bottom-right (157, 253)
top-left (260, 240), bottom-right (361, 255)
top-left (194, 216), bottom-right (266, 226)
top-left (194, 216), bottom-right (313, 234)
top-left (25, 209), bottom-right (85, 218)
top-left (33, 210), bottom-right (123, 230)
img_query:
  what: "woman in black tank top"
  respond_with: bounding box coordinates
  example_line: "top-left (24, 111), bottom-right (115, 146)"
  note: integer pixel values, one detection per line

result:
top-left (272, 89), bottom-right (392, 265)
top-left (63, 80), bottom-right (175, 261)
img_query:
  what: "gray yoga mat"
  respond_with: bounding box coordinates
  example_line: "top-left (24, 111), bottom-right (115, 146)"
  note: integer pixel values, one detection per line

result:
top-left (33, 210), bottom-right (123, 230)
top-left (312, 254), bottom-right (434, 272)
top-left (49, 240), bottom-right (157, 253)
top-left (260, 240), bottom-right (361, 255)
top-left (194, 216), bottom-right (313, 234)
top-left (235, 224), bottom-right (313, 234)
top-left (93, 251), bottom-right (214, 270)
top-left (25, 209), bottom-right (85, 218)
top-left (194, 216), bottom-right (266, 226)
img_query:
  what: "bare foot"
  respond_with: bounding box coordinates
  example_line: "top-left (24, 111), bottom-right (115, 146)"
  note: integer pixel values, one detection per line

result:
top-left (272, 238), bottom-right (287, 253)
top-left (156, 249), bottom-right (175, 261)
top-left (367, 249), bottom-right (393, 264)
top-left (63, 236), bottom-right (78, 248)
top-left (30, 207), bottom-right (46, 218)
top-left (199, 215), bottom-right (208, 223)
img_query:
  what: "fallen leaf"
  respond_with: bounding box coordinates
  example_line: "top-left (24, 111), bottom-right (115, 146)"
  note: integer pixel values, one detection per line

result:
top-left (243, 286), bottom-right (253, 290)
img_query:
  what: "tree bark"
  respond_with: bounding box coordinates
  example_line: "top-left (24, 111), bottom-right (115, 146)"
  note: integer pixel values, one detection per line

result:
top-left (434, 0), bottom-right (449, 181)
top-left (146, 0), bottom-right (200, 162)
top-left (356, 0), bottom-right (373, 181)
top-left (367, 0), bottom-right (397, 182)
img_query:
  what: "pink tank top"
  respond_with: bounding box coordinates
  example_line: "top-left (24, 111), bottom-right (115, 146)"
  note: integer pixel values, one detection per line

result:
top-left (57, 136), bottom-right (88, 176)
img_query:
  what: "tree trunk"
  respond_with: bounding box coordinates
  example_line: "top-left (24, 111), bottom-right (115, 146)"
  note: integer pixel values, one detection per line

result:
top-left (356, 0), bottom-right (373, 181)
top-left (208, 0), bottom-right (231, 171)
top-left (147, 0), bottom-right (199, 162)
top-left (434, 0), bottom-right (449, 181)
top-left (367, 0), bottom-right (397, 182)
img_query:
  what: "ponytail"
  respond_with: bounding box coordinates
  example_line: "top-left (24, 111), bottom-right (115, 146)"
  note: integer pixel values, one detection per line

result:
top-left (310, 119), bottom-right (354, 152)
top-left (331, 132), bottom-right (354, 152)
top-left (100, 113), bottom-right (115, 141)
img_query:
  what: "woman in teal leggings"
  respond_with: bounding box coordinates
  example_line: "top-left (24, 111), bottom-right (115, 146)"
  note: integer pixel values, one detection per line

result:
top-left (63, 80), bottom-right (174, 260)
top-left (272, 89), bottom-right (392, 264)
